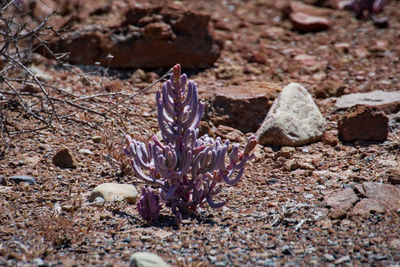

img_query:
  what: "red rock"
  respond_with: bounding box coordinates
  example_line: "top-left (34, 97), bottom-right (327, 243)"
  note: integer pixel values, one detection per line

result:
top-left (327, 182), bottom-right (400, 218)
top-left (351, 198), bottom-right (386, 217)
top-left (338, 105), bottom-right (388, 142)
top-left (290, 12), bottom-right (330, 32)
top-left (293, 54), bottom-right (327, 73)
top-left (44, 6), bottom-right (221, 68)
top-left (369, 40), bottom-right (388, 53)
top-left (215, 125), bottom-right (246, 143)
top-left (322, 131), bottom-right (339, 146)
top-left (198, 121), bottom-right (215, 138)
top-left (354, 182), bottom-right (400, 211)
top-left (209, 82), bottom-right (282, 133)
top-left (324, 188), bottom-right (359, 211)
top-left (328, 208), bottom-right (348, 219)
top-left (385, 168), bottom-right (400, 185)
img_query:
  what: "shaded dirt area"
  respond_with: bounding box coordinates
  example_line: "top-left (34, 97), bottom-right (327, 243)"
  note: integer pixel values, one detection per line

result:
top-left (1, 0), bottom-right (400, 266)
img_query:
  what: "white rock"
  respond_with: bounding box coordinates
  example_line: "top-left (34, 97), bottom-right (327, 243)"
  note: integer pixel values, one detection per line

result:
top-left (256, 83), bottom-right (326, 146)
top-left (129, 252), bottom-right (170, 267)
top-left (89, 183), bottom-right (138, 204)
top-left (79, 149), bottom-right (94, 155)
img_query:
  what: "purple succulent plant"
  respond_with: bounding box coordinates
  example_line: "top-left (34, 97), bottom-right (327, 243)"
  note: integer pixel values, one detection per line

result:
top-left (347, 0), bottom-right (390, 27)
top-left (137, 186), bottom-right (161, 222)
top-left (124, 64), bottom-right (256, 225)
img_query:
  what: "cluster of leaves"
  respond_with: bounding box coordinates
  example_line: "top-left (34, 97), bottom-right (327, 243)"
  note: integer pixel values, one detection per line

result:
top-left (124, 64), bottom-right (256, 225)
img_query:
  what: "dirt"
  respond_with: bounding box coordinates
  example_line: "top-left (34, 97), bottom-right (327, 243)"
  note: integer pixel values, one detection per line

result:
top-left (1, 0), bottom-right (400, 266)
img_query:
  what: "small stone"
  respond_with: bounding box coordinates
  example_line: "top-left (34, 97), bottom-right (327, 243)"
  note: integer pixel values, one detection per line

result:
top-left (328, 208), bottom-right (347, 219)
top-left (0, 176), bottom-right (6, 186)
top-left (53, 146), bottom-right (77, 168)
top-left (33, 257), bottom-right (45, 266)
top-left (290, 12), bottom-right (330, 32)
top-left (334, 255), bottom-right (350, 264)
top-left (216, 65), bottom-right (243, 80)
top-left (324, 188), bottom-right (359, 210)
top-left (79, 149), bottom-right (95, 156)
top-left (198, 121), bottom-right (214, 138)
top-left (129, 252), bottom-right (170, 267)
top-left (369, 40), bottom-right (388, 53)
top-left (92, 136), bottom-right (102, 143)
top-left (276, 147), bottom-right (295, 159)
top-left (389, 239), bottom-right (400, 249)
top-left (385, 168), bottom-right (400, 185)
top-left (324, 253), bottom-right (335, 262)
top-left (256, 83), bottom-right (326, 146)
top-left (322, 131), bottom-right (339, 147)
top-left (338, 105), bottom-right (388, 142)
top-left (304, 193), bottom-right (314, 199)
top-left (20, 84), bottom-right (41, 94)
top-left (89, 183), bottom-right (138, 204)
top-left (334, 43), bottom-right (350, 54)
top-left (215, 125), bottom-right (245, 143)
top-left (9, 175), bottom-right (36, 185)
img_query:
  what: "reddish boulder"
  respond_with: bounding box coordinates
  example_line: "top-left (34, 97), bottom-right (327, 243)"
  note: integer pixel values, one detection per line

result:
top-left (338, 105), bottom-right (388, 142)
top-left (208, 82), bottom-right (282, 133)
top-left (45, 6), bottom-right (221, 68)
top-left (351, 182), bottom-right (400, 217)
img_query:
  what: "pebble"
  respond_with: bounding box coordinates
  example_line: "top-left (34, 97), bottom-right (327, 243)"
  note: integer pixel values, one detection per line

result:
top-left (334, 255), bottom-right (350, 264)
top-left (53, 146), bottom-right (77, 168)
top-left (92, 136), bottom-right (102, 143)
top-left (9, 175), bottom-right (36, 185)
top-left (275, 147), bottom-right (295, 159)
top-left (385, 168), bottom-right (400, 185)
top-left (324, 253), bottom-right (335, 262)
top-left (304, 193), bottom-right (314, 199)
top-left (89, 183), bottom-right (138, 204)
top-left (129, 252), bottom-right (170, 267)
top-left (290, 12), bottom-right (330, 32)
top-left (79, 149), bottom-right (94, 156)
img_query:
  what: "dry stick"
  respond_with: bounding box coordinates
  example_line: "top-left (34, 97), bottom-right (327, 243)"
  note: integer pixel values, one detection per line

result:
top-left (8, 126), bottom-right (49, 135)
top-left (0, 90), bottom-right (131, 123)
top-left (104, 66), bottom-right (174, 116)
top-left (70, 91), bottom-right (131, 102)
top-left (2, 79), bottom-right (50, 127)
top-left (3, 54), bottom-right (60, 125)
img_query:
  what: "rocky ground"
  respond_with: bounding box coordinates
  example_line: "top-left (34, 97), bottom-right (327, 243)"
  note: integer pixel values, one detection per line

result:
top-left (1, 0), bottom-right (400, 266)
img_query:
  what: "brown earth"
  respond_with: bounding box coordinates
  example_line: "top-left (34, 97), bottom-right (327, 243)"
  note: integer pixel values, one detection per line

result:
top-left (1, 0), bottom-right (400, 266)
